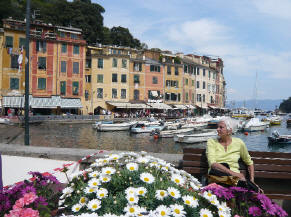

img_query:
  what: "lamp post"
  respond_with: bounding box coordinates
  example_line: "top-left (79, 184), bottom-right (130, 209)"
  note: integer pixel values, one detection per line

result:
top-left (24, 0), bottom-right (31, 146)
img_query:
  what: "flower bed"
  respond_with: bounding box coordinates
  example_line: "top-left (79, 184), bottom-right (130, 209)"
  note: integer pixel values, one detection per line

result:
top-left (0, 152), bottom-right (288, 217)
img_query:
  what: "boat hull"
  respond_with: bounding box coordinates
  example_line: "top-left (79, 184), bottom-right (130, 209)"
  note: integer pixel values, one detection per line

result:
top-left (243, 125), bottom-right (267, 132)
top-left (96, 123), bottom-right (132, 131)
top-left (174, 132), bottom-right (217, 143)
top-left (131, 126), bottom-right (165, 133)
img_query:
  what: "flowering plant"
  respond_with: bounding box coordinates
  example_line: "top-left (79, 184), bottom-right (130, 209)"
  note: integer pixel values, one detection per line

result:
top-left (0, 171), bottom-right (63, 217)
top-left (202, 183), bottom-right (288, 217)
top-left (59, 152), bottom-right (231, 217)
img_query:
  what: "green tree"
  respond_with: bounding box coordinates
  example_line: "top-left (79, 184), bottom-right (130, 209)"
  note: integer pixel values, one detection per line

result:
top-left (279, 97), bottom-right (291, 113)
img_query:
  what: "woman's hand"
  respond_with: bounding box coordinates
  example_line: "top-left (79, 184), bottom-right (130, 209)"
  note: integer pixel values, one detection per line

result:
top-left (232, 172), bottom-right (246, 181)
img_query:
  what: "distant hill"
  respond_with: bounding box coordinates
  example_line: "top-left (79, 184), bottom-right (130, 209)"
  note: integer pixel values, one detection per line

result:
top-left (226, 99), bottom-right (283, 111)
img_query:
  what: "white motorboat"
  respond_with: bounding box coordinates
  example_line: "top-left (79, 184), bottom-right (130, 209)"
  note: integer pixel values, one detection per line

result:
top-left (0, 117), bottom-right (10, 124)
top-left (92, 120), bottom-right (113, 129)
top-left (96, 121), bottom-right (136, 132)
top-left (243, 118), bottom-right (268, 132)
top-left (130, 123), bottom-right (165, 133)
top-left (174, 131), bottom-right (217, 143)
top-left (158, 128), bottom-right (194, 138)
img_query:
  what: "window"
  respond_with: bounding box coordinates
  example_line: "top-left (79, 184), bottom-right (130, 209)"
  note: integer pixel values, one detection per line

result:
top-left (73, 45), bottom-right (79, 54)
top-left (38, 78), bottom-right (46, 90)
top-left (192, 93), bottom-right (195, 102)
top-left (10, 78), bottom-right (19, 90)
top-left (85, 90), bottom-right (89, 101)
top-left (97, 88), bottom-right (103, 98)
top-left (112, 58), bottom-right (117, 67)
top-left (61, 44), bottom-right (67, 53)
top-left (60, 81), bottom-right (66, 95)
top-left (73, 62), bottom-right (79, 74)
top-left (11, 55), bottom-right (19, 69)
top-left (185, 92), bottom-right (189, 101)
top-left (203, 69), bottom-right (206, 76)
top-left (112, 88), bottom-right (117, 99)
top-left (36, 40), bottom-right (46, 53)
top-left (134, 90), bottom-right (139, 100)
top-left (166, 80), bottom-right (171, 87)
top-left (167, 66), bottom-right (171, 75)
top-left (152, 76), bottom-right (158, 84)
top-left (112, 74), bottom-right (118, 82)
top-left (175, 66), bottom-right (179, 75)
top-left (122, 59), bottom-right (127, 68)
top-left (61, 61), bottom-right (66, 73)
top-left (203, 81), bottom-right (206, 89)
top-left (165, 92), bottom-right (170, 101)
top-left (184, 65), bottom-right (188, 73)
top-left (134, 62), bottom-right (142, 71)
top-left (208, 71), bottom-right (211, 79)
top-left (185, 78), bottom-right (188, 85)
top-left (121, 74), bottom-right (127, 83)
top-left (86, 59), bottom-right (91, 68)
top-left (196, 81), bottom-right (200, 89)
top-left (38, 57), bottom-right (46, 70)
top-left (192, 80), bottom-right (194, 86)
top-left (121, 89), bottom-right (126, 99)
top-left (197, 67), bottom-right (200, 75)
top-left (72, 81), bottom-right (79, 95)
top-left (85, 75), bottom-right (91, 83)
top-left (178, 93), bottom-right (181, 101)
top-left (71, 34), bottom-right (78, 39)
top-left (197, 94), bottom-right (201, 102)
top-left (60, 32), bottom-right (65, 38)
top-left (19, 38), bottom-right (26, 48)
top-left (98, 58), bottom-right (103, 69)
top-left (5, 36), bottom-right (13, 48)
top-left (134, 75), bottom-right (140, 83)
top-left (203, 94), bottom-right (205, 102)
top-left (97, 74), bottom-right (103, 83)
top-left (150, 65), bottom-right (160, 72)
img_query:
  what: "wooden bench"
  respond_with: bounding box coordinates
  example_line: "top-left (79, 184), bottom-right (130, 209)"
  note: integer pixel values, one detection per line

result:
top-left (181, 147), bottom-right (291, 200)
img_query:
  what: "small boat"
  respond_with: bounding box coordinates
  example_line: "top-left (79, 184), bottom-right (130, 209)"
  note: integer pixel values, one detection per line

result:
top-left (92, 120), bottom-right (113, 129)
top-left (130, 123), bottom-right (165, 133)
top-left (157, 128), bottom-right (194, 138)
top-left (174, 131), bottom-right (217, 143)
top-left (268, 130), bottom-right (291, 144)
top-left (181, 122), bottom-right (208, 130)
top-left (269, 115), bottom-right (282, 126)
top-left (243, 118), bottom-right (268, 132)
top-left (96, 121), bottom-right (136, 132)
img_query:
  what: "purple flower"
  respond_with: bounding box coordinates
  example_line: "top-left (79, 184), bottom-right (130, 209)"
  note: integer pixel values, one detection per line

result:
top-left (248, 206), bottom-right (262, 216)
top-left (202, 186), bottom-right (234, 200)
top-left (257, 193), bottom-right (276, 215)
top-left (272, 202), bottom-right (288, 217)
top-left (229, 186), bottom-right (249, 193)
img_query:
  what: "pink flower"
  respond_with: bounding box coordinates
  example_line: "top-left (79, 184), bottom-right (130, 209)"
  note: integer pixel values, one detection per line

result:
top-left (205, 183), bottom-right (224, 189)
top-left (22, 192), bottom-right (38, 205)
top-left (20, 208), bottom-right (39, 217)
top-left (14, 198), bottom-right (25, 208)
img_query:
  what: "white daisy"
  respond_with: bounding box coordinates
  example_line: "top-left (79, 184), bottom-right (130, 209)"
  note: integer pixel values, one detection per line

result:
top-left (182, 195), bottom-right (198, 208)
top-left (79, 197), bottom-right (87, 206)
top-left (140, 172), bottom-right (155, 184)
top-left (155, 205), bottom-right (171, 217)
top-left (137, 187), bottom-right (147, 196)
top-left (203, 191), bottom-right (215, 201)
top-left (126, 163), bottom-right (139, 171)
top-left (72, 203), bottom-right (82, 213)
top-left (170, 204), bottom-right (186, 217)
top-left (190, 181), bottom-right (200, 190)
top-left (126, 194), bottom-right (139, 204)
top-left (124, 205), bottom-right (141, 216)
top-left (125, 187), bottom-right (137, 196)
top-left (89, 171), bottom-right (100, 178)
top-left (62, 187), bottom-right (74, 195)
top-left (137, 157), bottom-right (150, 164)
top-left (84, 187), bottom-right (96, 194)
top-left (167, 187), bottom-right (181, 199)
top-left (96, 188), bottom-right (108, 199)
top-left (88, 178), bottom-right (101, 188)
top-left (87, 199), bottom-right (101, 211)
top-left (99, 174), bottom-right (111, 183)
top-left (218, 211), bottom-right (231, 217)
top-left (102, 167), bottom-right (116, 175)
top-left (209, 197), bottom-right (219, 206)
top-left (199, 208), bottom-right (213, 217)
top-left (171, 174), bottom-right (185, 186)
top-left (155, 190), bottom-right (168, 200)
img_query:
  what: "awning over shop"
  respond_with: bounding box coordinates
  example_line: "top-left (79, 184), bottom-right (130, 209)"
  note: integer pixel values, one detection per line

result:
top-left (174, 104), bottom-right (187, 109)
top-left (196, 105), bottom-right (208, 109)
top-left (186, 104), bottom-right (195, 109)
top-left (2, 96), bottom-right (82, 109)
top-left (147, 103), bottom-right (172, 110)
top-left (107, 101), bottom-right (149, 109)
top-left (208, 105), bottom-right (218, 109)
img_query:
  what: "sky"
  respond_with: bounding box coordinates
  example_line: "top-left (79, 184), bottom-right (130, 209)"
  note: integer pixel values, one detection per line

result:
top-left (93, 0), bottom-right (291, 102)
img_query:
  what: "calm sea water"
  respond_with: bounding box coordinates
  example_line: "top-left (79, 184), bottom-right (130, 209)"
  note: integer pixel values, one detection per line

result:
top-left (1, 115), bottom-right (291, 154)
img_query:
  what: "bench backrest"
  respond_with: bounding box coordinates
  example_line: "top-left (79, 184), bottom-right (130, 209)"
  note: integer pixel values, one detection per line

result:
top-left (182, 148), bottom-right (291, 179)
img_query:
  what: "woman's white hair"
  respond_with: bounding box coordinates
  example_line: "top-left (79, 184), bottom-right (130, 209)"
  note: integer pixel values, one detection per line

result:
top-left (219, 117), bottom-right (237, 132)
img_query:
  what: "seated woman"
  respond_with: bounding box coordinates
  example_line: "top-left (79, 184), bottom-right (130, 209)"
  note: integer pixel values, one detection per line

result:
top-left (206, 117), bottom-right (261, 192)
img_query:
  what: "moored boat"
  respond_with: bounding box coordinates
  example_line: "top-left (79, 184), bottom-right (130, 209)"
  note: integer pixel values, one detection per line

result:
top-left (96, 121), bottom-right (136, 132)
top-left (268, 130), bottom-right (291, 144)
top-left (130, 123), bottom-right (165, 133)
top-left (174, 131), bottom-right (217, 143)
top-left (243, 118), bottom-right (268, 132)
top-left (157, 128), bottom-right (194, 138)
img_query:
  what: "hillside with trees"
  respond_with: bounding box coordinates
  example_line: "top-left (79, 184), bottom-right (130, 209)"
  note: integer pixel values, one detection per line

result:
top-left (0, 0), bottom-right (145, 49)
top-left (279, 97), bottom-right (291, 113)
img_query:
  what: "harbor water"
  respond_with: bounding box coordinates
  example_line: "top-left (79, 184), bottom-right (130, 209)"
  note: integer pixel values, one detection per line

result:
top-left (0, 115), bottom-right (291, 154)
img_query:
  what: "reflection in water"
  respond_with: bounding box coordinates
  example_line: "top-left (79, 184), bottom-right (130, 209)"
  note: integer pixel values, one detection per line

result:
top-left (1, 118), bottom-right (291, 154)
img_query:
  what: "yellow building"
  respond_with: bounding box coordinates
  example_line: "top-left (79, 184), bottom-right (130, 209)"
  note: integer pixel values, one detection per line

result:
top-left (0, 28), bottom-right (3, 108)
